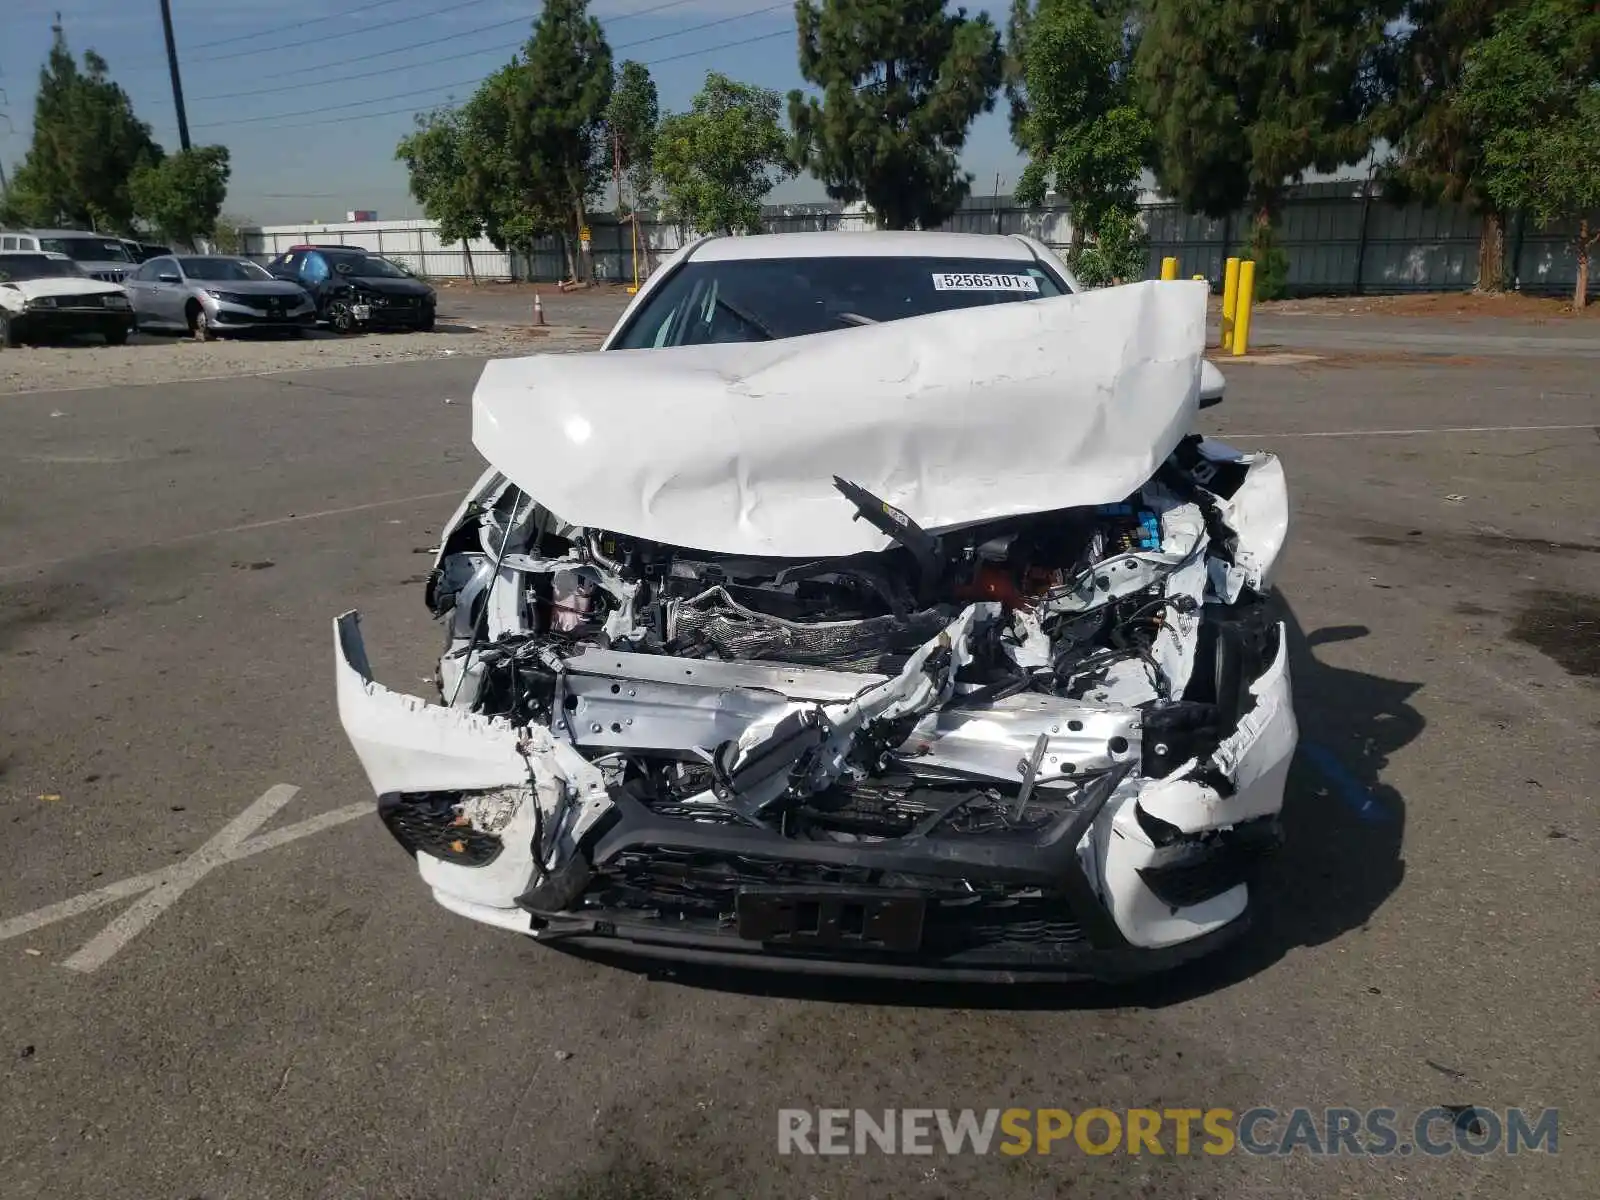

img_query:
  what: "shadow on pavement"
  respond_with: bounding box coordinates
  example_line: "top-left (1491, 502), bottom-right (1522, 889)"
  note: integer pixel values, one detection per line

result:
top-left (555, 592), bottom-right (1416, 1009)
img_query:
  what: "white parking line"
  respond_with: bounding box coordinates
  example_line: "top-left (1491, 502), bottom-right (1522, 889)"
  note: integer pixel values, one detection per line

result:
top-left (0, 786), bottom-right (370, 973)
top-left (1226, 423), bottom-right (1596, 439)
top-left (0, 490), bottom-right (461, 578)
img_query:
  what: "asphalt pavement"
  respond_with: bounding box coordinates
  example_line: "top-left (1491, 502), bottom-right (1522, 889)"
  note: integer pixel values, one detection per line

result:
top-left (1, 328), bottom-right (1596, 1199)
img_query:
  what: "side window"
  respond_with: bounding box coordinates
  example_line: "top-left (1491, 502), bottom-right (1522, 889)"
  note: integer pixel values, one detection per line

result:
top-left (131, 262), bottom-right (151, 281)
top-left (300, 253), bottom-right (330, 284)
top-left (274, 252), bottom-right (299, 276)
top-left (154, 257), bottom-right (179, 279)
top-left (0, 236), bottom-right (14, 251)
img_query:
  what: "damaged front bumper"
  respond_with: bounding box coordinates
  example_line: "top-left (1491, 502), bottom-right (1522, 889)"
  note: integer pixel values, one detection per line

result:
top-left (335, 598), bottom-right (1296, 982)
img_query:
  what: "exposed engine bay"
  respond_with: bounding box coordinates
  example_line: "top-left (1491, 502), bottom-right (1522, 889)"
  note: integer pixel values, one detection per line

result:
top-left (334, 279), bottom-right (1297, 980)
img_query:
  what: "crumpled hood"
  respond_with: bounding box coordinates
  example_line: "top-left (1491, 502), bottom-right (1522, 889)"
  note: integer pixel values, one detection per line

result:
top-left (471, 278), bottom-right (1208, 558)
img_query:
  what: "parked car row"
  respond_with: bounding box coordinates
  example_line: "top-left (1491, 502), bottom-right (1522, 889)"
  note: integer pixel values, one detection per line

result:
top-left (0, 231), bottom-right (438, 347)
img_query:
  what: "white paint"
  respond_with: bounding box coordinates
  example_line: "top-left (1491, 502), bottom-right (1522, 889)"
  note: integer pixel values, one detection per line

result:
top-left (1226, 423), bottom-right (1596, 439)
top-left (475, 280), bottom-right (1208, 557)
top-left (0, 788), bottom-right (370, 972)
top-left (0, 489), bottom-right (462, 579)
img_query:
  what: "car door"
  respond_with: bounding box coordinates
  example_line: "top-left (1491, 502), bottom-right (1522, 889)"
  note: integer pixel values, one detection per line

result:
top-left (146, 257), bottom-right (185, 326)
top-left (125, 260), bottom-right (156, 324)
top-left (297, 252), bottom-right (332, 306)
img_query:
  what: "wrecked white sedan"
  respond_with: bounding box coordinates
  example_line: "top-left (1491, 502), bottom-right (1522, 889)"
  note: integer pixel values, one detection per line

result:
top-left (336, 232), bottom-right (1295, 982)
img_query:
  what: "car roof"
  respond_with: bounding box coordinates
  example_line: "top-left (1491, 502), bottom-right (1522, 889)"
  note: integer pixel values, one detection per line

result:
top-left (686, 231), bottom-right (1040, 263)
top-left (21, 229), bottom-right (122, 238)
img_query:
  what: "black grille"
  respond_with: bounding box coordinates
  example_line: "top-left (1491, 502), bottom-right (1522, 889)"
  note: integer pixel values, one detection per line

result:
top-left (90, 270), bottom-right (126, 283)
top-left (379, 792), bottom-right (504, 866)
top-left (52, 293), bottom-right (106, 308)
top-left (585, 848), bottom-right (1086, 955)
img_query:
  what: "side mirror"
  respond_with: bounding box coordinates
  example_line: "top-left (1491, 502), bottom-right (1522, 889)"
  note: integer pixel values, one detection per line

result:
top-left (158, 272), bottom-right (180, 284)
top-left (1199, 359), bottom-right (1226, 409)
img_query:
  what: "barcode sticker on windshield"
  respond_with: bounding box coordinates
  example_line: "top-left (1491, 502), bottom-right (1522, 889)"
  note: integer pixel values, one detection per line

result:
top-left (930, 272), bottom-right (1040, 292)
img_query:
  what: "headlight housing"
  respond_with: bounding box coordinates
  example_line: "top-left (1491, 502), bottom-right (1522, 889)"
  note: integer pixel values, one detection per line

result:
top-left (27, 296), bottom-right (58, 309)
top-left (204, 289), bottom-right (251, 305)
top-left (102, 294), bottom-right (130, 309)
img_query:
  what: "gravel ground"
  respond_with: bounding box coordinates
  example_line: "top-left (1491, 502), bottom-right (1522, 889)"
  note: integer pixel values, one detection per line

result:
top-left (0, 323), bottom-right (605, 395)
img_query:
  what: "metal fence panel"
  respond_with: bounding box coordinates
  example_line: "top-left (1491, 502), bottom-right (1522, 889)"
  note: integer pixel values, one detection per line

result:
top-left (242, 190), bottom-right (1597, 300)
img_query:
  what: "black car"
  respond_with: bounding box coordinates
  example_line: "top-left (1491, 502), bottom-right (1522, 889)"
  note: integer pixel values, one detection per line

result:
top-left (265, 245), bottom-right (436, 333)
top-left (120, 239), bottom-right (174, 264)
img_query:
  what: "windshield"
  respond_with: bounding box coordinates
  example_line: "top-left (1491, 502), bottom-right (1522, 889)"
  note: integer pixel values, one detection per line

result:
top-left (0, 254), bottom-right (86, 281)
top-left (326, 252), bottom-right (407, 279)
top-left (612, 255), bottom-right (1069, 349)
top-left (37, 237), bottom-right (134, 264)
top-left (181, 257), bottom-right (274, 282)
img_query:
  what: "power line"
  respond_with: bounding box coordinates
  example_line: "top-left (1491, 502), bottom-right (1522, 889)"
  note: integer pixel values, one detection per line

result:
top-left (189, 39), bottom-right (511, 103)
top-left (222, 25), bottom-right (797, 134)
top-left (190, 0), bottom-right (712, 98)
top-left (189, 0), bottom-right (498, 68)
top-left (190, 12), bottom-right (536, 94)
top-left (180, 0), bottom-right (419, 55)
top-left (644, 25), bottom-right (792, 67)
top-left (191, 1), bottom-right (789, 103)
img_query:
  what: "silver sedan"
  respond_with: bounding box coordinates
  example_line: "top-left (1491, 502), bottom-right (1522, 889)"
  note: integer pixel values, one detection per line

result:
top-left (125, 254), bottom-right (317, 340)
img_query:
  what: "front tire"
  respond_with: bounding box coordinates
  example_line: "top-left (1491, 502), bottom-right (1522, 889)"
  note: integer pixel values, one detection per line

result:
top-left (190, 304), bottom-right (215, 343)
top-left (104, 325), bottom-right (130, 346)
top-left (327, 299), bottom-right (359, 335)
top-left (0, 311), bottom-right (17, 349)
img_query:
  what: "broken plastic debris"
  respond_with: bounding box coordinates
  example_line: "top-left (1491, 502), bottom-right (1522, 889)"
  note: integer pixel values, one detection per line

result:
top-left (38, 793), bottom-right (61, 803)
top-left (1444, 494), bottom-right (1466, 503)
top-left (24, 949), bottom-right (43, 957)
top-left (554, 1049), bottom-right (572, 1062)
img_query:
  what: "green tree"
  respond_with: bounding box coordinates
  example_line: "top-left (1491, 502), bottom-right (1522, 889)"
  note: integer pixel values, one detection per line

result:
top-left (210, 213), bottom-right (255, 255)
top-left (1071, 204), bottom-right (1150, 286)
top-left (397, 104), bottom-right (499, 280)
top-left (128, 145), bottom-right (231, 246)
top-left (656, 73), bottom-right (793, 235)
top-left (0, 28), bottom-right (163, 231)
top-left (465, 65), bottom-right (575, 272)
top-left (397, 105), bottom-right (485, 245)
top-left (1374, 1), bottom-right (1509, 290)
top-left (1459, 0), bottom-right (1600, 308)
top-left (1005, 0), bottom-right (1149, 262)
top-left (514, 0), bottom-right (614, 280)
top-left (607, 60), bottom-right (660, 210)
top-left (789, 0), bottom-right (1003, 230)
top-left (1132, 0), bottom-right (1395, 230)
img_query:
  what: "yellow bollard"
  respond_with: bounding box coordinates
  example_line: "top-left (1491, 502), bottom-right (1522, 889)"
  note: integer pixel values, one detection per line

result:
top-left (1232, 259), bottom-right (1256, 357)
top-left (1221, 256), bottom-right (1241, 350)
top-left (1160, 256), bottom-right (1178, 280)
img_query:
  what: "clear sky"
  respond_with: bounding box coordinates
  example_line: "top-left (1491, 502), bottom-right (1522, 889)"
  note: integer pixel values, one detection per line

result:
top-left (0, 0), bottom-right (1029, 225)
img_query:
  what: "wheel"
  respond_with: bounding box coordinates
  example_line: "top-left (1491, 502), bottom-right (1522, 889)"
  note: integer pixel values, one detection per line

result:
top-left (327, 299), bottom-right (359, 335)
top-left (190, 304), bottom-right (215, 342)
top-left (103, 326), bottom-right (130, 346)
top-left (287, 325), bottom-right (305, 339)
top-left (0, 311), bottom-right (17, 349)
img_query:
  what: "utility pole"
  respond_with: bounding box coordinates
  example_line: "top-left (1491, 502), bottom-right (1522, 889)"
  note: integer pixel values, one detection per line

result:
top-left (0, 96), bottom-right (11, 202)
top-left (158, 0), bottom-right (191, 151)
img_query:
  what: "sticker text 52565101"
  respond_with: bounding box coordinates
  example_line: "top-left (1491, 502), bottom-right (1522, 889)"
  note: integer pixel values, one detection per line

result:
top-left (930, 272), bottom-right (1040, 293)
